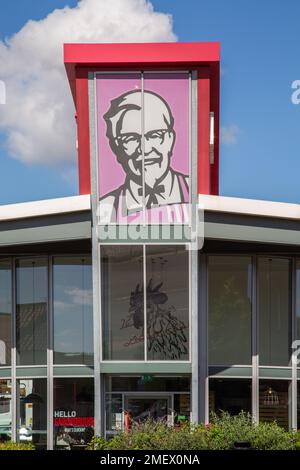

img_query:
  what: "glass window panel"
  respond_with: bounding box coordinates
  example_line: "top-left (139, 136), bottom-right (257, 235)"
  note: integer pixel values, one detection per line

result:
top-left (296, 260), bottom-right (300, 341)
top-left (297, 382), bottom-right (300, 429)
top-left (174, 394), bottom-right (190, 428)
top-left (53, 378), bottom-right (94, 450)
top-left (102, 246), bottom-right (144, 360)
top-left (105, 394), bottom-right (122, 433)
top-left (258, 258), bottom-right (291, 366)
top-left (0, 261), bottom-right (12, 366)
top-left (208, 256), bottom-right (252, 365)
top-left (106, 376), bottom-right (190, 392)
top-left (17, 379), bottom-right (47, 449)
top-left (16, 258), bottom-right (47, 365)
top-left (53, 257), bottom-right (93, 365)
top-left (209, 378), bottom-right (252, 416)
top-left (0, 380), bottom-right (12, 442)
top-left (146, 246), bottom-right (189, 360)
top-left (259, 380), bottom-right (290, 430)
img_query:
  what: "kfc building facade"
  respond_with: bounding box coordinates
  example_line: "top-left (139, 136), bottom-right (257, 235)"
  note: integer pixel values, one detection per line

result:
top-left (0, 42), bottom-right (300, 449)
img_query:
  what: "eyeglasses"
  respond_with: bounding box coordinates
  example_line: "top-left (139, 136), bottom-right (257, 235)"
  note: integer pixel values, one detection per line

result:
top-left (116, 129), bottom-right (170, 149)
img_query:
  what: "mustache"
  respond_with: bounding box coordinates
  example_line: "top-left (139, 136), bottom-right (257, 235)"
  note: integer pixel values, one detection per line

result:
top-left (133, 148), bottom-right (163, 163)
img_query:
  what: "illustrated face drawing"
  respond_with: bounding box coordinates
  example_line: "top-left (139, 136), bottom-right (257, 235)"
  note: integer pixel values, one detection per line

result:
top-left (104, 90), bottom-right (176, 189)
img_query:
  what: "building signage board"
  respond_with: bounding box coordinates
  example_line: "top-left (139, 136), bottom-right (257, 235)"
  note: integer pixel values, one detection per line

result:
top-left (96, 72), bottom-right (190, 227)
top-left (63, 42), bottom-right (220, 434)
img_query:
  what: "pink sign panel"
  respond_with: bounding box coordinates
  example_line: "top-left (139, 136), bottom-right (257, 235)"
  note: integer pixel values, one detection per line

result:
top-left (96, 72), bottom-right (190, 224)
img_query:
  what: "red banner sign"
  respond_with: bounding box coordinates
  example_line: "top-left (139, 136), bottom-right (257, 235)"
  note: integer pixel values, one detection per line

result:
top-left (54, 417), bottom-right (94, 427)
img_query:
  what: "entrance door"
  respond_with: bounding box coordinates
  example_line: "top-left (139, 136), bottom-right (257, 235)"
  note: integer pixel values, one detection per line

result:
top-left (124, 395), bottom-right (172, 425)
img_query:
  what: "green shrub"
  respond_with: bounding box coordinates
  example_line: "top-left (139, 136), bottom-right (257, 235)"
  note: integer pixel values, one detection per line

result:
top-left (0, 441), bottom-right (35, 450)
top-left (207, 411), bottom-right (297, 450)
top-left (86, 435), bottom-right (108, 450)
top-left (250, 422), bottom-right (297, 451)
top-left (87, 413), bottom-right (298, 451)
top-left (205, 412), bottom-right (254, 449)
top-left (295, 432), bottom-right (300, 451)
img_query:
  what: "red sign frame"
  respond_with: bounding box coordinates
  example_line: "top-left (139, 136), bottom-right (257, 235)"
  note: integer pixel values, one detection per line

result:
top-left (64, 42), bottom-right (220, 196)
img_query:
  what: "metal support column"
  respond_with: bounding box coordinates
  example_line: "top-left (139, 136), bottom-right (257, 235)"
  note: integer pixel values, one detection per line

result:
top-left (252, 256), bottom-right (259, 424)
top-left (88, 72), bottom-right (103, 436)
top-left (11, 258), bottom-right (17, 442)
top-left (47, 256), bottom-right (54, 449)
top-left (291, 258), bottom-right (297, 430)
top-left (198, 254), bottom-right (208, 424)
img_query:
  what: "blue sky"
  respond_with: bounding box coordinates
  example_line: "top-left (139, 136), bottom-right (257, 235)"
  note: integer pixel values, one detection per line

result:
top-left (0, 0), bottom-right (299, 204)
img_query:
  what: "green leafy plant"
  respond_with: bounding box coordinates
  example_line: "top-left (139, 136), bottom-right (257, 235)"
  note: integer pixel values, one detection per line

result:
top-left (87, 413), bottom-right (298, 451)
top-left (207, 411), bottom-right (297, 450)
top-left (0, 441), bottom-right (35, 450)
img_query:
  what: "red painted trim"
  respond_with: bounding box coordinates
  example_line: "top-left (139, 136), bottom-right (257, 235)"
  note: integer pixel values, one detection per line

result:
top-left (64, 42), bottom-right (220, 197)
top-left (64, 42), bottom-right (219, 65)
top-left (197, 68), bottom-right (210, 195)
top-left (64, 42), bottom-right (220, 104)
top-left (75, 69), bottom-right (91, 194)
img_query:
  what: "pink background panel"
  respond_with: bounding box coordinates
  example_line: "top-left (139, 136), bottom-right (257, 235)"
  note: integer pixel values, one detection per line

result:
top-left (96, 72), bottom-right (189, 198)
top-left (143, 72), bottom-right (189, 177)
top-left (96, 73), bottom-right (140, 197)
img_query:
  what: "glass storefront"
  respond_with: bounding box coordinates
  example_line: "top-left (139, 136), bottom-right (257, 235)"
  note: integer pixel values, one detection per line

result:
top-left (17, 379), bottom-right (47, 449)
top-left (16, 258), bottom-right (48, 365)
top-left (102, 246), bottom-right (144, 360)
top-left (0, 253), bottom-right (299, 447)
top-left (53, 257), bottom-right (93, 365)
top-left (53, 378), bottom-right (94, 450)
top-left (0, 261), bottom-right (11, 366)
top-left (296, 260), bottom-right (300, 341)
top-left (209, 379), bottom-right (252, 416)
top-left (297, 382), bottom-right (300, 429)
top-left (105, 376), bottom-right (190, 435)
top-left (0, 255), bottom-right (93, 368)
top-left (146, 246), bottom-right (189, 361)
top-left (101, 245), bottom-right (190, 361)
top-left (208, 256), bottom-right (252, 365)
top-left (0, 380), bottom-right (11, 441)
top-left (259, 380), bottom-right (290, 430)
top-left (258, 258), bottom-right (291, 366)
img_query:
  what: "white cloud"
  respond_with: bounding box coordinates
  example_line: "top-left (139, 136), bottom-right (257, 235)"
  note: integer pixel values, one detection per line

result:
top-left (220, 124), bottom-right (240, 145)
top-left (0, 0), bottom-right (176, 166)
top-left (53, 288), bottom-right (93, 313)
top-left (65, 287), bottom-right (93, 306)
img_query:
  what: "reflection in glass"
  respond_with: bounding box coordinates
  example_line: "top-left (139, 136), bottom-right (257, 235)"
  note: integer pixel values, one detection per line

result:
top-left (105, 394), bottom-right (122, 433)
top-left (53, 378), bottom-right (94, 449)
top-left (53, 257), bottom-right (93, 365)
top-left (259, 380), bottom-right (290, 430)
top-left (0, 380), bottom-right (12, 441)
top-left (17, 379), bottom-right (47, 448)
top-left (297, 382), bottom-right (300, 429)
top-left (258, 258), bottom-right (291, 366)
top-left (209, 379), bottom-right (251, 416)
top-left (0, 261), bottom-right (12, 366)
top-left (296, 260), bottom-right (300, 341)
top-left (125, 396), bottom-right (171, 425)
top-left (16, 258), bottom-right (47, 365)
top-left (102, 246), bottom-right (144, 360)
top-left (174, 394), bottom-right (190, 428)
top-left (146, 246), bottom-right (189, 360)
top-left (106, 375), bottom-right (190, 393)
top-left (208, 256), bottom-right (252, 365)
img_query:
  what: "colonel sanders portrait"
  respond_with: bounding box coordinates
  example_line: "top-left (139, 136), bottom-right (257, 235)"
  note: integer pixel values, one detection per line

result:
top-left (99, 89), bottom-right (189, 223)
